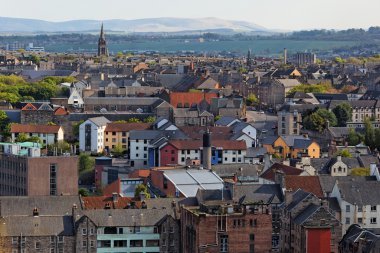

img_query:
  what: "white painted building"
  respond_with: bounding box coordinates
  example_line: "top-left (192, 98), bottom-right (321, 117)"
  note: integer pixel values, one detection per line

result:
top-left (79, 117), bottom-right (110, 153)
top-left (10, 124), bottom-right (64, 145)
top-left (331, 164), bottom-right (380, 234)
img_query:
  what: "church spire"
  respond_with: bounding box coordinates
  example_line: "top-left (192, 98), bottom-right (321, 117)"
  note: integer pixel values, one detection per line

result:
top-left (100, 23), bottom-right (105, 40)
top-left (98, 23), bottom-right (108, 57)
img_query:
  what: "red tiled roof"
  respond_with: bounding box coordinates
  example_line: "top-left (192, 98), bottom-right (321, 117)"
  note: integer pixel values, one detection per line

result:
top-left (167, 139), bottom-right (246, 150)
top-left (179, 126), bottom-right (232, 140)
top-left (260, 163), bottom-right (303, 181)
top-left (82, 195), bottom-right (141, 209)
top-left (21, 103), bottom-right (37, 111)
top-left (170, 92), bottom-right (217, 108)
top-left (105, 123), bottom-right (151, 132)
top-left (10, 123), bottom-right (62, 134)
top-left (285, 175), bottom-right (324, 198)
top-left (129, 169), bottom-right (151, 178)
top-left (54, 107), bottom-right (68, 116)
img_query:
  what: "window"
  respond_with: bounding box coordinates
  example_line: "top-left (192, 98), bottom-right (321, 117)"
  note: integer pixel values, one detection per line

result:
top-left (187, 150), bottom-right (190, 154)
top-left (82, 228), bottom-right (87, 235)
top-left (358, 218), bottom-right (363, 224)
top-left (58, 236), bottom-right (64, 243)
top-left (250, 234), bottom-right (255, 241)
top-left (346, 205), bottom-right (350, 212)
top-left (170, 226), bottom-right (174, 233)
top-left (371, 206), bottom-right (377, 211)
top-left (250, 244), bottom-right (255, 253)
top-left (35, 241), bottom-right (41, 249)
top-left (12, 237), bottom-right (18, 244)
top-left (90, 240), bottom-right (95, 248)
top-left (358, 206), bottom-right (363, 212)
top-left (345, 217), bottom-right (350, 224)
top-left (90, 228), bottom-right (94, 235)
top-left (82, 240), bottom-right (87, 248)
top-left (220, 235), bottom-right (228, 252)
top-left (371, 217), bottom-right (377, 224)
top-left (50, 164), bottom-right (57, 195)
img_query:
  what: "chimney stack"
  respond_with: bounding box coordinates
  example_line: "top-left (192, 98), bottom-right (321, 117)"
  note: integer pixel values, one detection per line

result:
top-left (202, 129), bottom-right (212, 170)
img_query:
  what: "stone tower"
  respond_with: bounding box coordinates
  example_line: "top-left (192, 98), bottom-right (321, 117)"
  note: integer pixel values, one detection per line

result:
top-left (98, 23), bottom-right (108, 57)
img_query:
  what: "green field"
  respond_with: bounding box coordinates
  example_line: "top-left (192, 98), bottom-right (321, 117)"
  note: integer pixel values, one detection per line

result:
top-left (45, 39), bottom-right (359, 55)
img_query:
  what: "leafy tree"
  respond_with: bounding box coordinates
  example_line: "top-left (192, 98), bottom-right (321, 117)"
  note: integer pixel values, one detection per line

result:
top-left (15, 133), bottom-right (29, 142)
top-left (303, 109), bottom-right (337, 132)
top-left (214, 115), bottom-right (222, 121)
top-left (72, 120), bottom-right (84, 139)
top-left (288, 82), bottom-right (332, 95)
top-left (347, 128), bottom-right (363, 146)
top-left (48, 140), bottom-right (71, 153)
top-left (134, 184), bottom-right (150, 199)
top-left (246, 93), bottom-right (258, 106)
top-left (111, 143), bottom-right (124, 157)
top-left (334, 149), bottom-right (352, 158)
top-left (351, 168), bottom-right (370, 176)
top-left (143, 116), bottom-right (156, 123)
top-left (333, 102), bottom-right (353, 127)
top-left (30, 54), bottom-right (40, 65)
top-left (79, 153), bottom-right (95, 172)
top-left (364, 119), bottom-right (376, 150)
top-left (28, 136), bottom-right (42, 144)
top-left (375, 128), bottom-right (380, 151)
top-left (334, 57), bottom-right (346, 64)
top-left (127, 118), bottom-right (141, 123)
top-left (78, 188), bottom-right (90, 197)
top-left (0, 111), bottom-right (9, 133)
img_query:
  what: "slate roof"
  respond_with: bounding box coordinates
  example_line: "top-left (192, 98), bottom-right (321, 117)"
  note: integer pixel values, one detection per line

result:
top-left (293, 204), bottom-right (321, 225)
top-left (167, 139), bottom-right (246, 150)
top-left (0, 196), bottom-right (82, 216)
top-left (215, 116), bottom-right (240, 126)
top-left (179, 126), bottom-right (233, 140)
top-left (336, 180), bottom-right (380, 206)
top-left (0, 215), bottom-right (74, 236)
top-left (328, 127), bottom-right (350, 138)
top-left (211, 163), bottom-right (262, 179)
top-left (293, 139), bottom-right (313, 149)
top-left (105, 123), bottom-right (151, 132)
top-left (84, 209), bottom-right (171, 227)
top-left (88, 116), bottom-right (111, 127)
top-left (233, 184), bottom-right (284, 204)
top-left (82, 196), bottom-right (140, 210)
top-left (285, 189), bottom-right (314, 211)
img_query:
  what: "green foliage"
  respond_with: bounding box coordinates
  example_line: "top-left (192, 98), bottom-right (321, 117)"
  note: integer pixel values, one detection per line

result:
top-left (72, 120), bottom-right (84, 139)
top-left (288, 82), bottom-right (331, 95)
top-left (335, 149), bottom-right (352, 158)
top-left (334, 57), bottom-right (346, 64)
top-left (113, 120), bottom-right (127, 123)
top-left (351, 168), bottom-right (370, 176)
top-left (127, 118), bottom-right (141, 123)
top-left (48, 140), bottom-right (71, 153)
top-left (78, 188), bottom-right (90, 197)
top-left (30, 54), bottom-right (40, 65)
top-left (111, 143), bottom-right (124, 157)
top-left (364, 119), bottom-right (376, 150)
top-left (303, 109), bottom-right (337, 132)
top-left (238, 67), bottom-right (248, 74)
top-left (214, 115), bottom-right (222, 121)
top-left (0, 111), bottom-right (10, 139)
top-left (15, 132), bottom-right (41, 144)
top-left (134, 184), bottom-right (151, 199)
top-left (246, 93), bottom-right (258, 106)
top-left (332, 102), bottom-right (353, 127)
top-left (0, 75), bottom-right (74, 104)
top-left (272, 153), bottom-right (282, 159)
top-left (79, 153), bottom-right (95, 172)
top-left (347, 128), bottom-right (363, 146)
top-left (143, 116), bottom-right (156, 123)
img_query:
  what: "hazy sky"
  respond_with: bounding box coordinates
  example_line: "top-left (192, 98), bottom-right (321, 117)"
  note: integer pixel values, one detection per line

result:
top-left (2, 0), bottom-right (380, 30)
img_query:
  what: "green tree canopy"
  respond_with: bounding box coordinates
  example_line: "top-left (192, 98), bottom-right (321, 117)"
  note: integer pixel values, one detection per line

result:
top-left (333, 102), bottom-right (353, 127)
top-left (79, 153), bottom-right (95, 172)
top-left (134, 184), bottom-right (151, 199)
top-left (334, 149), bottom-right (352, 158)
top-left (303, 108), bottom-right (337, 132)
top-left (347, 128), bottom-right (363, 146)
top-left (246, 93), bottom-right (258, 106)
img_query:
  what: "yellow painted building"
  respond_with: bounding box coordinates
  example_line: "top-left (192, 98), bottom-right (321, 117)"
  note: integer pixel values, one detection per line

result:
top-left (104, 122), bottom-right (151, 151)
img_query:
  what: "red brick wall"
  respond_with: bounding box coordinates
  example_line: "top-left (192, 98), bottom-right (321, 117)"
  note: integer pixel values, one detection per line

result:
top-left (307, 228), bottom-right (331, 253)
top-left (150, 170), bottom-right (179, 197)
top-left (181, 207), bottom-right (272, 253)
top-left (27, 156), bottom-right (78, 196)
top-left (160, 144), bottom-right (178, 166)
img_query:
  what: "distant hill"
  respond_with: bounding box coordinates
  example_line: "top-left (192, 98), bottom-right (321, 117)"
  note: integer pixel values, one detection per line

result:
top-left (0, 17), bottom-right (270, 33)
